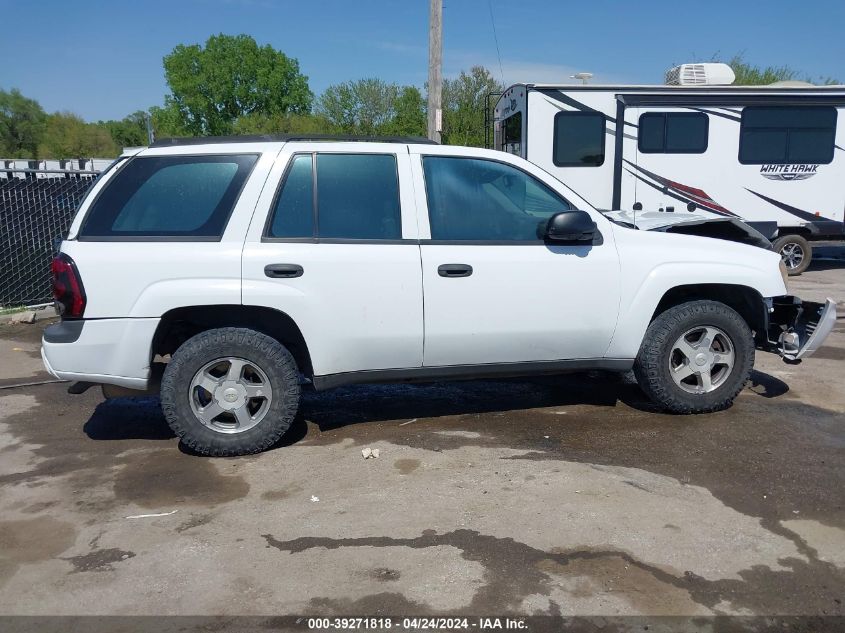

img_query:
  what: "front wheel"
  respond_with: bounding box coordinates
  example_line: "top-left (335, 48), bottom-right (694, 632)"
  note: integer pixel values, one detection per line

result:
top-left (160, 327), bottom-right (301, 456)
top-left (773, 234), bottom-right (812, 276)
top-left (634, 300), bottom-right (754, 414)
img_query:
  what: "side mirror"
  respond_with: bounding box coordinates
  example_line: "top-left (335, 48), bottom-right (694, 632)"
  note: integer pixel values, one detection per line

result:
top-left (544, 210), bottom-right (597, 243)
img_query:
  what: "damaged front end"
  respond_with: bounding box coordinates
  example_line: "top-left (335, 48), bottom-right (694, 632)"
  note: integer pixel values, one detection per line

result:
top-left (764, 296), bottom-right (837, 363)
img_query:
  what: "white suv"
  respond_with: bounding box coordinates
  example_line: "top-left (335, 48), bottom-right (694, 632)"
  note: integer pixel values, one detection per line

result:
top-left (42, 135), bottom-right (836, 456)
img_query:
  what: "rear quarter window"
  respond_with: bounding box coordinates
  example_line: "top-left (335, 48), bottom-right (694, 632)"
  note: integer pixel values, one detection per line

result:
top-left (79, 154), bottom-right (258, 239)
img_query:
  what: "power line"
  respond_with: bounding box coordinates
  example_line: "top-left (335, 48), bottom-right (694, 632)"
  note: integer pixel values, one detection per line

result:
top-left (488, 0), bottom-right (505, 85)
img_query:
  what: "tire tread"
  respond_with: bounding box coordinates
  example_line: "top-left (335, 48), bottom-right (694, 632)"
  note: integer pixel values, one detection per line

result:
top-left (160, 327), bottom-right (300, 456)
top-left (633, 300), bottom-right (754, 414)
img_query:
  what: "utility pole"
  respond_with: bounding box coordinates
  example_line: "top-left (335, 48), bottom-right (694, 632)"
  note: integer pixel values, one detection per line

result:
top-left (427, 0), bottom-right (442, 143)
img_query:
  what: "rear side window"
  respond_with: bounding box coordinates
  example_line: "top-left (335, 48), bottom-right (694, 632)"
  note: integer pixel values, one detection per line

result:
top-left (553, 111), bottom-right (605, 167)
top-left (80, 154), bottom-right (257, 239)
top-left (739, 106), bottom-right (837, 164)
top-left (639, 112), bottom-right (708, 153)
top-left (268, 154), bottom-right (314, 238)
top-left (267, 153), bottom-right (401, 240)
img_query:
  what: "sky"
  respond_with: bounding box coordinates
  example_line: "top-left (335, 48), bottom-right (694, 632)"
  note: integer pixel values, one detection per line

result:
top-left (1, 0), bottom-right (843, 122)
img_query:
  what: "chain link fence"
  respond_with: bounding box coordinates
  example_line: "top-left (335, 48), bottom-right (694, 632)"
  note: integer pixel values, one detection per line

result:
top-left (1, 162), bottom-right (103, 308)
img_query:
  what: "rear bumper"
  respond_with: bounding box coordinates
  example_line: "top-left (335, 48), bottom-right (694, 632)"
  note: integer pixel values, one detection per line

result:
top-left (766, 296), bottom-right (837, 362)
top-left (41, 317), bottom-right (159, 390)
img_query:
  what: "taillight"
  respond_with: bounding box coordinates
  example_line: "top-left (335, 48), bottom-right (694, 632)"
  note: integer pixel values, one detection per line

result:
top-left (51, 253), bottom-right (86, 318)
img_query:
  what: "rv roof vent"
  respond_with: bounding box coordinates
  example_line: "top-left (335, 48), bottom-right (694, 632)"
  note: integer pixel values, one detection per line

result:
top-left (665, 63), bottom-right (736, 86)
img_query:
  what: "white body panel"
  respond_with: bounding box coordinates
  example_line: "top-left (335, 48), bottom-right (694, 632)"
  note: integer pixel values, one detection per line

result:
top-left (41, 318), bottom-right (158, 388)
top-left (607, 228), bottom-right (786, 358)
top-left (408, 146), bottom-right (620, 365)
top-left (65, 143), bottom-right (281, 318)
top-left (495, 84), bottom-right (845, 236)
top-left (241, 143), bottom-right (424, 376)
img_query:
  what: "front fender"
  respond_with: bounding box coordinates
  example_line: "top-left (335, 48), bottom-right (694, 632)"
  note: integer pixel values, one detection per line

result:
top-left (606, 259), bottom-right (787, 359)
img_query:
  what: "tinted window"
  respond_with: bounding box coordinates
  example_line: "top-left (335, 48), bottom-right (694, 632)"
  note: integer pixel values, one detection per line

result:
top-left (639, 115), bottom-right (665, 152)
top-left (502, 112), bottom-right (522, 155)
top-left (739, 107), bottom-right (836, 164)
top-left (268, 154), bottom-right (314, 238)
top-left (266, 153), bottom-right (402, 240)
top-left (81, 154), bottom-right (257, 238)
top-left (423, 157), bottom-right (572, 241)
top-left (553, 111), bottom-right (605, 167)
top-left (317, 154), bottom-right (400, 239)
top-left (639, 112), bottom-right (708, 153)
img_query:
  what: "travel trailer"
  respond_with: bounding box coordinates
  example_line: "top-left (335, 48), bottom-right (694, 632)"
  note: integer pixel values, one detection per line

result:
top-left (492, 63), bottom-right (845, 274)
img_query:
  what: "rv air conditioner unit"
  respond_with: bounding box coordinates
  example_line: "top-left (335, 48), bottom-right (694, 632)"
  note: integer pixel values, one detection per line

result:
top-left (665, 63), bottom-right (736, 86)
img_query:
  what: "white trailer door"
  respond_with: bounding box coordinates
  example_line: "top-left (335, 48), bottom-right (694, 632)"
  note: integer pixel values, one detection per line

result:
top-left (628, 107), bottom-right (729, 217)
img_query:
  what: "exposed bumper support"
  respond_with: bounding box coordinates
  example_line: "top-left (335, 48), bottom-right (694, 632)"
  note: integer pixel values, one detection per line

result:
top-left (765, 296), bottom-right (837, 362)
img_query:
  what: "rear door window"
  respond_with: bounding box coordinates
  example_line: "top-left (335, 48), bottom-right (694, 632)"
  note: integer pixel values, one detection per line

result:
top-left (80, 154), bottom-right (258, 239)
top-left (266, 153), bottom-right (401, 240)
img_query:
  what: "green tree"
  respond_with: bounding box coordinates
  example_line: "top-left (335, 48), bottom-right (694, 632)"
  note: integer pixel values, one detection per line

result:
top-left (100, 111), bottom-right (148, 148)
top-left (38, 112), bottom-right (119, 159)
top-left (441, 66), bottom-right (503, 147)
top-left (149, 101), bottom-right (190, 139)
top-left (728, 55), bottom-right (800, 85)
top-left (162, 33), bottom-right (312, 136)
top-left (317, 78), bottom-right (402, 135)
top-left (727, 55), bottom-right (839, 86)
top-left (0, 88), bottom-right (47, 157)
top-left (381, 86), bottom-right (426, 137)
top-left (232, 112), bottom-right (338, 135)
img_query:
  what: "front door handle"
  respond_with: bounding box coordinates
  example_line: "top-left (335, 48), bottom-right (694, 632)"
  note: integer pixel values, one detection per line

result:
top-left (438, 263), bottom-right (473, 278)
top-left (264, 263), bottom-right (304, 279)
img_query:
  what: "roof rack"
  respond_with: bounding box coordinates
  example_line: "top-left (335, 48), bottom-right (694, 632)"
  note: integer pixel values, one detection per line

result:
top-left (149, 134), bottom-right (438, 147)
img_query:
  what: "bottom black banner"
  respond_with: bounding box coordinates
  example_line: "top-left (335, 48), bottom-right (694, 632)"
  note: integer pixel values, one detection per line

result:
top-left (0, 616), bottom-right (843, 633)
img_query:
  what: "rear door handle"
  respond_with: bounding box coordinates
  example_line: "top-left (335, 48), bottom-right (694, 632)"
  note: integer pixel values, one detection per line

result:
top-left (264, 263), bottom-right (304, 279)
top-left (438, 263), bottom-right (473, 278)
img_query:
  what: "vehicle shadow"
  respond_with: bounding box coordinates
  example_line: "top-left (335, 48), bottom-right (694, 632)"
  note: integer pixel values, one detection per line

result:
top-left (79, 369), bottom-right (791, 450)
top-left (807, 258), bottom-right (845, 272)
top-left (748, 369), bottom-right (790, 398)
top-left (83, 396), bottom-right (175, 441)
top-left (281, 368), bottom-right (790, 446)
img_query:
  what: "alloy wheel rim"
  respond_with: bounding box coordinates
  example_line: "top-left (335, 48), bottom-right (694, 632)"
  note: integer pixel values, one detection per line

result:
top-left (669, 326), bottom-right (735, 394)
top-left (188, 357), bottom-right (272, 434)
top-left (780, 242), bottom-right (804, 270)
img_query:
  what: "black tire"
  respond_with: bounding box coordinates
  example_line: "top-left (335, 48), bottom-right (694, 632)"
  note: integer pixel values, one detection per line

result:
top-left (772, 234), bottom-right (811, 276)
top-left (633, 300), bottom-right (754, 414)
top-left (160, 327), bottom-right (300, 456)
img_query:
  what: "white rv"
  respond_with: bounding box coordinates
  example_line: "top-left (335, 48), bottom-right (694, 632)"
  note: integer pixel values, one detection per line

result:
top-left (493, 64), bottom-right (845, 274)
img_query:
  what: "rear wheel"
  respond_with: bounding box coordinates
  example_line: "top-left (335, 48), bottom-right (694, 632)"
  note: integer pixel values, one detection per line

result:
top-left (160, 327), bottom-right (300, 456)
top-left (773, 234), bottom-right (811, 276)
top-left (634, 300), bottom-right (754, 414)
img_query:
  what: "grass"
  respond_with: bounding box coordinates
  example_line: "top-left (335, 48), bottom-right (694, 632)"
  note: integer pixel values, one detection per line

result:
top-left (0, 305), bottom-right (28, 316)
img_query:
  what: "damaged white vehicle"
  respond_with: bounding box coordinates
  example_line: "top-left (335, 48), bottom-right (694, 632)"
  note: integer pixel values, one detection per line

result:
top-left (42, 136), bottom-right (836, 456)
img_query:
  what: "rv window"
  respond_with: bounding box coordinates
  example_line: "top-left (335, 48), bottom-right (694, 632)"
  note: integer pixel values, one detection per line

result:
top-left (739, 106), bottom-right (836, 165)
top-left (553, 111), bottom-right (605, 167)
top-left (638, 112), bottom-right (708, 153)
top-left (503, 113), bottom-right (522, 155)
